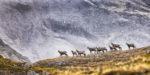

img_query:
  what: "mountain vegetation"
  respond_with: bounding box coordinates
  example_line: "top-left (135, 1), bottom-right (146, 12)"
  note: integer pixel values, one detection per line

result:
top-left (32, 46), bottom-right (150, 75)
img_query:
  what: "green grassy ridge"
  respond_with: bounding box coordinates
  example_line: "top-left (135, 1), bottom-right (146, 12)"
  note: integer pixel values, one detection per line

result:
top-left (32, 52), bottom-right (150, 75)
top-left (0, 46), bottom-right (147, 74)
top-left (34, 46), bottom-right (150, 67)
top-left (0, 55), bottom-right (29, 72)
top-left (29, 46), bottom-right (150, 75)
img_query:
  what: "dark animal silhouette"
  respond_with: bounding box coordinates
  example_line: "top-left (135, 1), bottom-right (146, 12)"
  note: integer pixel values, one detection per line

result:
top-left (58, 50), bottom-right (68, 56)
top-left (126, 43), bottom-right (136, 49)
top-left (97, 47), bottom-right (107, 53)
top-left (87, 47), bottom-right (97, 53)
top-left (109, 45), bottom-right (117, 51)
top-left (76, 50), bottom-right (86, 56)
top-left (111, 43), bottom-right (122, 50)
top-left (71, 51), bottom-right (77, 56)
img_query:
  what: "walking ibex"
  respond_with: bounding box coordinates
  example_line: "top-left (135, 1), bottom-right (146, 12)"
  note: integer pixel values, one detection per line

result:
top-left (97, 47), bottom-right (107, 53)
top-left (126, 43), bottom-right (136, 49)
top-left (87, 47), bottom-right (97, 53)
top-left (58, 50), bottom-right (68, 56)
top-left (76, 50), bottom-right (86, 56)
top-left (71, 51), bottom-right (77, 56)
top-left (111, 43), bottom-right (122, 50)
top-left (109, 45), bottom-right (117, 51)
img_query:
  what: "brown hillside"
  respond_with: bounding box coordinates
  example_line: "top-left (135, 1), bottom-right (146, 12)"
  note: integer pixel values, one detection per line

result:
top-left (34, 46), bottom-right (150, 67)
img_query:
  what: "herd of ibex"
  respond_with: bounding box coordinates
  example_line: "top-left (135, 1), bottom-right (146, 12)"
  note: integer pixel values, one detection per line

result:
top-left (58, 43), bottom-right (136, 56)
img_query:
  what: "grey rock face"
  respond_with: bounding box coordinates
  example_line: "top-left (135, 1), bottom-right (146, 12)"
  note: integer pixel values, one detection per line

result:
top-left (0, 38), bottom-right (30, 62)
top-left (0, 0), bottom-right (149, 61)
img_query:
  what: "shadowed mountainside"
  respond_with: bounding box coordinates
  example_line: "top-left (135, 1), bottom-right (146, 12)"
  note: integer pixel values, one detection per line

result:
top-left (0, 39), bottom-right (30, 62)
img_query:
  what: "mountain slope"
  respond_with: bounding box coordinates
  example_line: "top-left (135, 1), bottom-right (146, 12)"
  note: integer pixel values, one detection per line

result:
top-left (0, 39), bottom-right (30, 62)
top-left (33, 46), bottom-right (150, 75)
top-left (34, 46), bottom-right (150, 67)
top-left (0, 0), bottom-right (149, 61)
